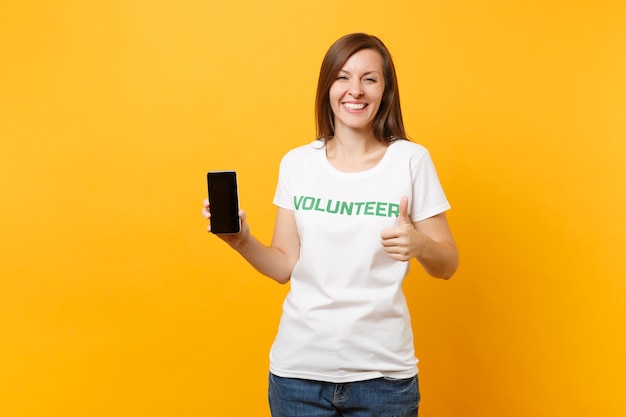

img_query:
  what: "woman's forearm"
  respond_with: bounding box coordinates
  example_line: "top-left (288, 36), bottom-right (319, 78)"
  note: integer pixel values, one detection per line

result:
top-left (230, 234), bottom-right (297, 285)
top-left (414, 239), bottom-right (458, 279)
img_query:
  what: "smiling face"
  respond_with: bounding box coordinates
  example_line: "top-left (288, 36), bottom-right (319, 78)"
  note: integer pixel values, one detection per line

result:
top-left (328, 48), bottom-right (385, 136)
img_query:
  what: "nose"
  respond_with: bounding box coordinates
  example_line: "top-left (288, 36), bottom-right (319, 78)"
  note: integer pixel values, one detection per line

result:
top-left (348, 79), bottom-right (363, 97)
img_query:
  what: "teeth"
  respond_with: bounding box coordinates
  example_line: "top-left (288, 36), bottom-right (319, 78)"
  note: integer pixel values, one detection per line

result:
top-left (343, 103), bottom-right (366, 110)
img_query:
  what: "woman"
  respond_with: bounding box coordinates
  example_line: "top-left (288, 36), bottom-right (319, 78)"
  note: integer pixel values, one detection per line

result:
top-left (202, 33), bottom-right (458, 417)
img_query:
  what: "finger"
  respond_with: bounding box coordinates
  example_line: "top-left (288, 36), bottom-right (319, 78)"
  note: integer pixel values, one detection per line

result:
top-left (380, 228), bottom-right (401, 241)
top-left (381, 245), bottom-right (409, 262)
top-left (202, 198), bottom-right (211, 218)
top-left (397, 196), bottom-right (411, 226)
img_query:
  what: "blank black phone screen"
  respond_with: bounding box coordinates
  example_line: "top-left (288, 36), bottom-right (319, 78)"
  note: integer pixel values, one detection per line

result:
top-left (207, 171), bottom-right (240, 234)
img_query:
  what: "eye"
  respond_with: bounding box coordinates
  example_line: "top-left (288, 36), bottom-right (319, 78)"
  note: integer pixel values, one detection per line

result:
top-left (364, 77), bottom-right (377, 83)
top-left (336, 75), bottom-right (349, 81)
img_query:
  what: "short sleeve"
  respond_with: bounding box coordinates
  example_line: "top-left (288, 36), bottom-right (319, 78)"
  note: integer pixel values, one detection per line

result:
top-left (273, 153), bottom-right (294, 210)
top-left (410, 149), bottom-right (451, 222)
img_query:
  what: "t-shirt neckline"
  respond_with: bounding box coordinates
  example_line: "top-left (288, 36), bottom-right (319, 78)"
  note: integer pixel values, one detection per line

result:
top-left (315, 139), bottom-right (398, 178)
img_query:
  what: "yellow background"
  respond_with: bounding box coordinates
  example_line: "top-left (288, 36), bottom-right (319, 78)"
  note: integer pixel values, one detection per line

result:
top-left (1, 1), bottom-right (625, 416)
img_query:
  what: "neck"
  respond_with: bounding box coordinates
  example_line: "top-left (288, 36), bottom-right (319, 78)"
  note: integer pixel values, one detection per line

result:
top-left (329, 126), bottom-right (379, 158)
top-left (325, 128), bottom-right (388, 172)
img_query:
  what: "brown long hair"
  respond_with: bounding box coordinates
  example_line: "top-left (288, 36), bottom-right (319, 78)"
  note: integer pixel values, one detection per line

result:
top-left (315, 33), bottom-right (407, 143)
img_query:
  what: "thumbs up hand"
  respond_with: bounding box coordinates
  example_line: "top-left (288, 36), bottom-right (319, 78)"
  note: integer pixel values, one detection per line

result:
top-left (380, 196), bottom-right (426, 262)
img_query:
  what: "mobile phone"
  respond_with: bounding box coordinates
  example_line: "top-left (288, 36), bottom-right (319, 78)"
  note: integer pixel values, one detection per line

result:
top-left (207, 170), bottom-right (241, 234)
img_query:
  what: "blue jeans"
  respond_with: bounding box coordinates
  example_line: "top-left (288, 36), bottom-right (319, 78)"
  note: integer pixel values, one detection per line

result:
top-left (268, 373), bottom-right (420, 417)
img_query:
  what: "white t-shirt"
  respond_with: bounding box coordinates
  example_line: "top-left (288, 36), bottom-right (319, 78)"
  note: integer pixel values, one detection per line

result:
top-left (270, 139), bottom-right (450, 383)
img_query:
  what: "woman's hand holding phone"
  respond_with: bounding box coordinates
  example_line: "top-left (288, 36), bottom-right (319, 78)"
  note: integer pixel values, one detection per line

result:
top-left (202, 197), bottom-right (249, 246)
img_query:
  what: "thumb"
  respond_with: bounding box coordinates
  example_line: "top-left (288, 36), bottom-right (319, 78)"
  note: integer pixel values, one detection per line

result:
top-left (397, 196), bottom-right (412, 226)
